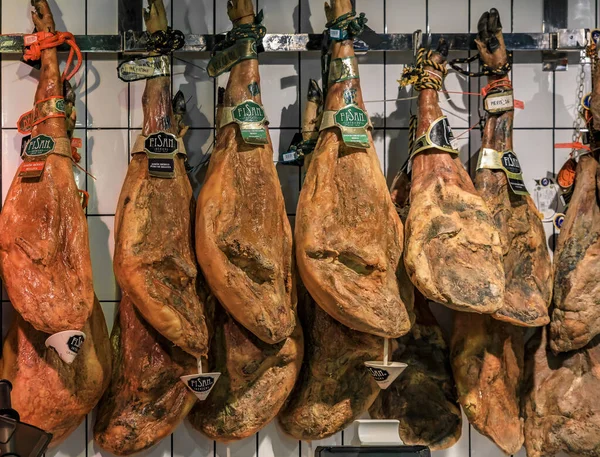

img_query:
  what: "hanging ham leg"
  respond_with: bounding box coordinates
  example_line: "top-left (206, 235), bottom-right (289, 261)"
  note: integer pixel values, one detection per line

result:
top-left (195, 0), bottom-right (295, 345)
top-left (404, 43), bottom-right (505, 314)
top-left (278, 78), bottom-right (380, 441)
top-left (473, 9), bottom-right (551, 327)
top-left (295, 0), bottom-right (413, 338)
top-left (188, 68), bottom-right (302, 443)
top-left (114, 0), bottom-right (209, 358)
top-left (451, 90), bottom-right (524, 455)
top-left (94, 296), bottom-right (198, 456)
top-left (0, 0), bottom-right (94, 334)
top-left (1, 299), bottom-right (111, 448)
top-left (523, 328), bottom-right (600, 457)
top-left (278, 284), bottom-right (380, 441)
top-left (550, 47), bottom-right (600, 352)
top-left (370, 171), bottom-right (462, 451)
top-left (188, 303), bottom-right (303, 442)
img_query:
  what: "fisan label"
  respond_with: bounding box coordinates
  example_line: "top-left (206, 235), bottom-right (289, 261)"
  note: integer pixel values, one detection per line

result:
top-left (67, 334), bottom-right (85, 354)
top-left (25, 134), bottom-right (55, 156)
top-left (145, 132), bottom-right (178, 154)
top-left (187, 376), bottom-right (215, 393)
top-left (335, 105), bottom-right (368, 128)
top-left (233, 101), bottom-right (266, 124)
top-left (367, 367), bottom-right (390, 382)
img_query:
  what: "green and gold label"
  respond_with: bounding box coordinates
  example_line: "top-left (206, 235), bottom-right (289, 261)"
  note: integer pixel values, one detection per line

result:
top-left (207, 39), bottom-right (258, 78)
top-left (329, 56), bottom-right (360, 85)
top-left (477, 148), bottom-right (529, 196)
top-left (25, 134), bottom-right (55, 157)
top-left (117, 55), bottom-right (171, 82)
top-left (333, 105), bottom-right (370, 148)
top-left (221, 100), bottom-right (269, 145)
top-left (233, 101), bottom-right (266, 124)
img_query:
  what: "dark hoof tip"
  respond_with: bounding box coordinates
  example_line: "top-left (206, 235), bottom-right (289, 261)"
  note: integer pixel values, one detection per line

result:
top-left (437, 38), bottom-right (449, 57)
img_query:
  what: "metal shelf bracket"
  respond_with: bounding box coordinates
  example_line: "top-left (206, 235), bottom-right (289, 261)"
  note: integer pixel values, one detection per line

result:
top-left (0, 30), bottom-right (590, 54)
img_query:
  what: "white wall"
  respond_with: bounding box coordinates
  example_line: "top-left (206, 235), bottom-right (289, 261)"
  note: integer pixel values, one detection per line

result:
top-left (0, 0), bottom-right (596, 456)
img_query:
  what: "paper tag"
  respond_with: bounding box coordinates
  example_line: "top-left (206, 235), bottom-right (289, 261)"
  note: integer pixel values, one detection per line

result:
top-left (180, 372), bottom-right (221, 401)
top-left (334, 104), bottom-right (370, 148)
top-left (329, 28), bottom-right (348, 41)
top-left (283, 151), bottom-right (299, 162)
top-left (117, 55), bottom-right (171, 82)
top-left (45, 330), bottom-right (86, 364)
top-left (411, 116), bottom-right (459, 159)
top-left (533, 178), bottom-right (559, 220)
top-left (144, 132), bottom-right (178, 178)
top-left (24, 34), bottom-right (39, 46)
top-left (18, 161), bottom-right (46, 178)
top-left (229, 100), bottom-right (269, 145)
top-left (484, 91), bottom-right (514, 113)
top-left (477, 148), bottom-right (529, 196)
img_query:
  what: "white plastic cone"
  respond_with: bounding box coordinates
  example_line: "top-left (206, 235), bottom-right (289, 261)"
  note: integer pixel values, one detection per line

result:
top-left (364, 361), bottom-right (407, 390)
top-left (45, 330), bottom-right (86, 364)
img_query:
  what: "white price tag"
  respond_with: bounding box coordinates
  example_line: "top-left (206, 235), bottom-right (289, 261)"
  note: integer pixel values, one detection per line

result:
top-left (533, 177), bottom-right (559, 221)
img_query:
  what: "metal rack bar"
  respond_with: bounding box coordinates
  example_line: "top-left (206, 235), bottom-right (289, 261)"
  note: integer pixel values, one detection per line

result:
top-left (0, 29), bottom-right (589, 54)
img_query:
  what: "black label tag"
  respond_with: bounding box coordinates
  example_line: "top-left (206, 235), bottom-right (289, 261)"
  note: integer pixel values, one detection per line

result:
top-left (145, 132), bottom-right (178, 154)
top-left (501, 151), bottom-right (521, 174)
top-left (429, 117), bottom-right (455, 149)
top-left (367, 367), bottom-right (390, 382)
top-left (67, 334), bottom-right (85, 354)
top-left (149, 158), bottom-right (175, 174)
top-left (187, 376), bottom-right (215, 393)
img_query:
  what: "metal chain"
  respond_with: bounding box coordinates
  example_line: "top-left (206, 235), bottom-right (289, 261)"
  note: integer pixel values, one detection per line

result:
top-left (572, 48), bottom-right (587, 147)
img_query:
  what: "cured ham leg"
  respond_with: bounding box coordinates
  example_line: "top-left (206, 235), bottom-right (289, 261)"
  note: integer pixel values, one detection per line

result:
top-left (370, 173), bottom-right (462, 451)
top-left (278, 285), bottom-right (380, 441)
top-left (473, 9), bottom-right (551, 327)
top-left (550, 42), bottom-right (600, 352)
top-left (523, 328), bottom-right (600, 457)
top-left (404, 43), bottom-right (504, 314)
top-left (370, 292), bottom-right (462, 450)
top-left (94, 296), bottom-right (197, 456)
top-left (295, 0), bottom-right (413, 338)
top-left (189, 84), bottom-right (302, 442)
top-left (188, 304), bottom-right (303, 442)
top-left (114, 0), bottom-right (209, 358)
top-left (278, 78), bottom-right (380, 442)
top-left (0, 0), bottom-right (93, 334)
top-left (451, 99), bottom-right (524, 455)
top-left (195, 0), bottom-right (295, 345)
top-left (550, 153), bottom-right (600, 352)
top-left (1, 299), bottom-right (111, 448)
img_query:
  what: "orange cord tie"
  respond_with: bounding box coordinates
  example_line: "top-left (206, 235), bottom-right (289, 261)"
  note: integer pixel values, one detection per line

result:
top-left (481, 78), bottom-right (512, 98)
top-left (78, 189), bottom-right (89, 209)
top-left (23, 31), bottom-right (82, 81)
top-left (70, 137), bottom-right (97, 181)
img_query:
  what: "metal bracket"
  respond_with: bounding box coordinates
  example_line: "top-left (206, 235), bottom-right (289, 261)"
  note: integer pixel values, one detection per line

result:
top-left (0, 30), bottom-right (591, 54)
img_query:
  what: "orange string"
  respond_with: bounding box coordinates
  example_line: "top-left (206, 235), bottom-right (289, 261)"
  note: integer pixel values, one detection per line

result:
top-left (454, 121), bottom-right (481, 140)
top-left (23, 31), bottom-right (82, 81)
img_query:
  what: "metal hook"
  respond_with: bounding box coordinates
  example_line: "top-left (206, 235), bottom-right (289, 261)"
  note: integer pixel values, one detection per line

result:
top-left (412, 30), bottom-right (422, 57)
